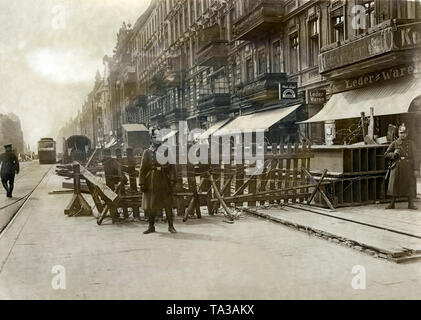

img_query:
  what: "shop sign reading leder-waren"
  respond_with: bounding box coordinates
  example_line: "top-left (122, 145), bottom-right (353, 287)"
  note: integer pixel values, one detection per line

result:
top-left (331, 64), bottom-right (418, 93)
top-left (307, 88), bottom-right (327, 104)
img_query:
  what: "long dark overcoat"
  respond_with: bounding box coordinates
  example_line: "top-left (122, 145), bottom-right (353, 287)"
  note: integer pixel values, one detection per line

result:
top-left (0, 151), bottom-right (19, 180)
top-left (139, 147), bottom-right (176, 212)
top-left (385, 138), bottom-right (417, 197)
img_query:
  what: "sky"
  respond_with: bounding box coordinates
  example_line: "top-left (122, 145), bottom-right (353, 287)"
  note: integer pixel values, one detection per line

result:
top-left (0, 0), bottom-right (151, 151)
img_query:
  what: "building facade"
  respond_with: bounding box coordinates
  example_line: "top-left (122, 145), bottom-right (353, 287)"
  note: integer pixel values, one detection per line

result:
top-left (59, 0), bottom-right (421, 149)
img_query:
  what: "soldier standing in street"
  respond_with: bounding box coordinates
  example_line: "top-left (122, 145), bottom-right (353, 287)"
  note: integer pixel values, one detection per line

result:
top-left (0, 144), bottom-right (20, 198)
top-left (385, 124), bottom-right (419, 210)
top-left (139, 131), bottom-right (177, 234)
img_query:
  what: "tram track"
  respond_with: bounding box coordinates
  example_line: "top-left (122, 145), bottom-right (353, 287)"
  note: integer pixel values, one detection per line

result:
top-left (0, 164), bottom-right (53, 236)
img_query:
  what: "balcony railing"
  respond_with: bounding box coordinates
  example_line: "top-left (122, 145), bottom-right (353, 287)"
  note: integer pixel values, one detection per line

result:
top-left (149, 107), bottom-right (164, 120)
top-left (197, 40), bottom-right (229, 68)
top-left (235, 73), bottom-right (286, 101)
top-left (233, 0), bottom-right (284, 40)
top-left (126, 95), bottom-right (147, 112)
top-left (197, 93), bottom-right (231, 111)
top-left (148, 93), bottom-right (185, 123)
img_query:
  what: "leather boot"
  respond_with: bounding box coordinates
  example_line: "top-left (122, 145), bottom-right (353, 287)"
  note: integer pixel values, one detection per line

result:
top-left (408, 197), bottom-right (418, 210)
top-left (166, 207), bottom-right (176, 233)
top-left (386, 197), bottom-right (396, 209)
top-left (168, 223), bottom-right (177, 233)
top-left (2, 181), bottom-right (10, 197)
top-left (143, 214), bottom-right (155, 234)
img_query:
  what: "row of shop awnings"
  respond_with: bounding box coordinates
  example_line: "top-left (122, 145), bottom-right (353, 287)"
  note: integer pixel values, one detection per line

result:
top-left (301, 76), bottom-right (421, 123)
top-left (158, 104), bottom-right (301, 141)
top-left (159, 76), bottom-right (421, 140)
top-left (191, 104), bottom-right (301, 139)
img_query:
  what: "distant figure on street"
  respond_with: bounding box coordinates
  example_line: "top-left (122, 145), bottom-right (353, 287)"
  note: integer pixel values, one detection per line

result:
top-left (0, 144), bottom-right (20, 198)
top-left (139, 130), bottom-right (176, 234)
top-left (385, 124), bottom-right (419, 210)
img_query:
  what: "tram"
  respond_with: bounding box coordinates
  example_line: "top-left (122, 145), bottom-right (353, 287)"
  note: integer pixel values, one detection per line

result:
top-left (37, 138), bottom-right (57, 164)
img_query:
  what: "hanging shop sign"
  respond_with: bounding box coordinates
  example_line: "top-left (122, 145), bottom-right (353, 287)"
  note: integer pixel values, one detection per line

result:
top-left (307, 88), bottom-right (326, 104)
top-left (279, 82), bottom-right (298, 100)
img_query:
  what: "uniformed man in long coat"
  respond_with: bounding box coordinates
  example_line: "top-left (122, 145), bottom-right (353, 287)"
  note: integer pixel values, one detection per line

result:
top-left (0, 144), bottom-right (20, 198)
top-left (139, 131), bottom-right (177, 234)
top-left (384, 124), bottom-right (419, 210)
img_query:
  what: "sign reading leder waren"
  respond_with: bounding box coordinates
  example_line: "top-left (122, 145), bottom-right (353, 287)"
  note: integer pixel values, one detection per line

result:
top-left (331, 64), bottom-right (418, 93)
top-left (307, 89), bottom-right (326, 104)
top-left (319, 21), bottom-right (421, 74)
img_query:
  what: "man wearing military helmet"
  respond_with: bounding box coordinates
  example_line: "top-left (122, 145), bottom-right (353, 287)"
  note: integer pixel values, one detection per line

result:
top-left (385, 124), bottom-right (419, 210)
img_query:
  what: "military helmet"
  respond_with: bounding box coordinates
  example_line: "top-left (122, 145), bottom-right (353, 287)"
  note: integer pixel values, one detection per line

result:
top-left (399, 123), bottom-right (407, 134)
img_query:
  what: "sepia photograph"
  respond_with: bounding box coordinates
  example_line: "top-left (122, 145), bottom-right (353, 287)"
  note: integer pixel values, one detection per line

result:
top-left (0, 0), bottom-right (421, 306)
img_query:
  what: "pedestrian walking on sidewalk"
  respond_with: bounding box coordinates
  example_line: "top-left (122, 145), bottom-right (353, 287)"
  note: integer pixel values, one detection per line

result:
top-left (0, 144), bottom-right (20, 198)
top-left (139, 130), bottom-right (176, 234)
top-left (385, 124), bottom-right (419, 210)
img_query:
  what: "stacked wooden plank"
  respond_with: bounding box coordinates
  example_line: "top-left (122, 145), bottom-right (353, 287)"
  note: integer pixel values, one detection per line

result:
top-left (309, 145), bottom-right (389, 208)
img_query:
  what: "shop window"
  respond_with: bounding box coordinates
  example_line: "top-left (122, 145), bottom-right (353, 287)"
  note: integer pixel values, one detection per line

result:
top-left (289, 34), bottom-right (299, 74)
top-left (308, 18), bottom-right (319, 67)
top-left (331, 9), bottom-right (344, 43)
